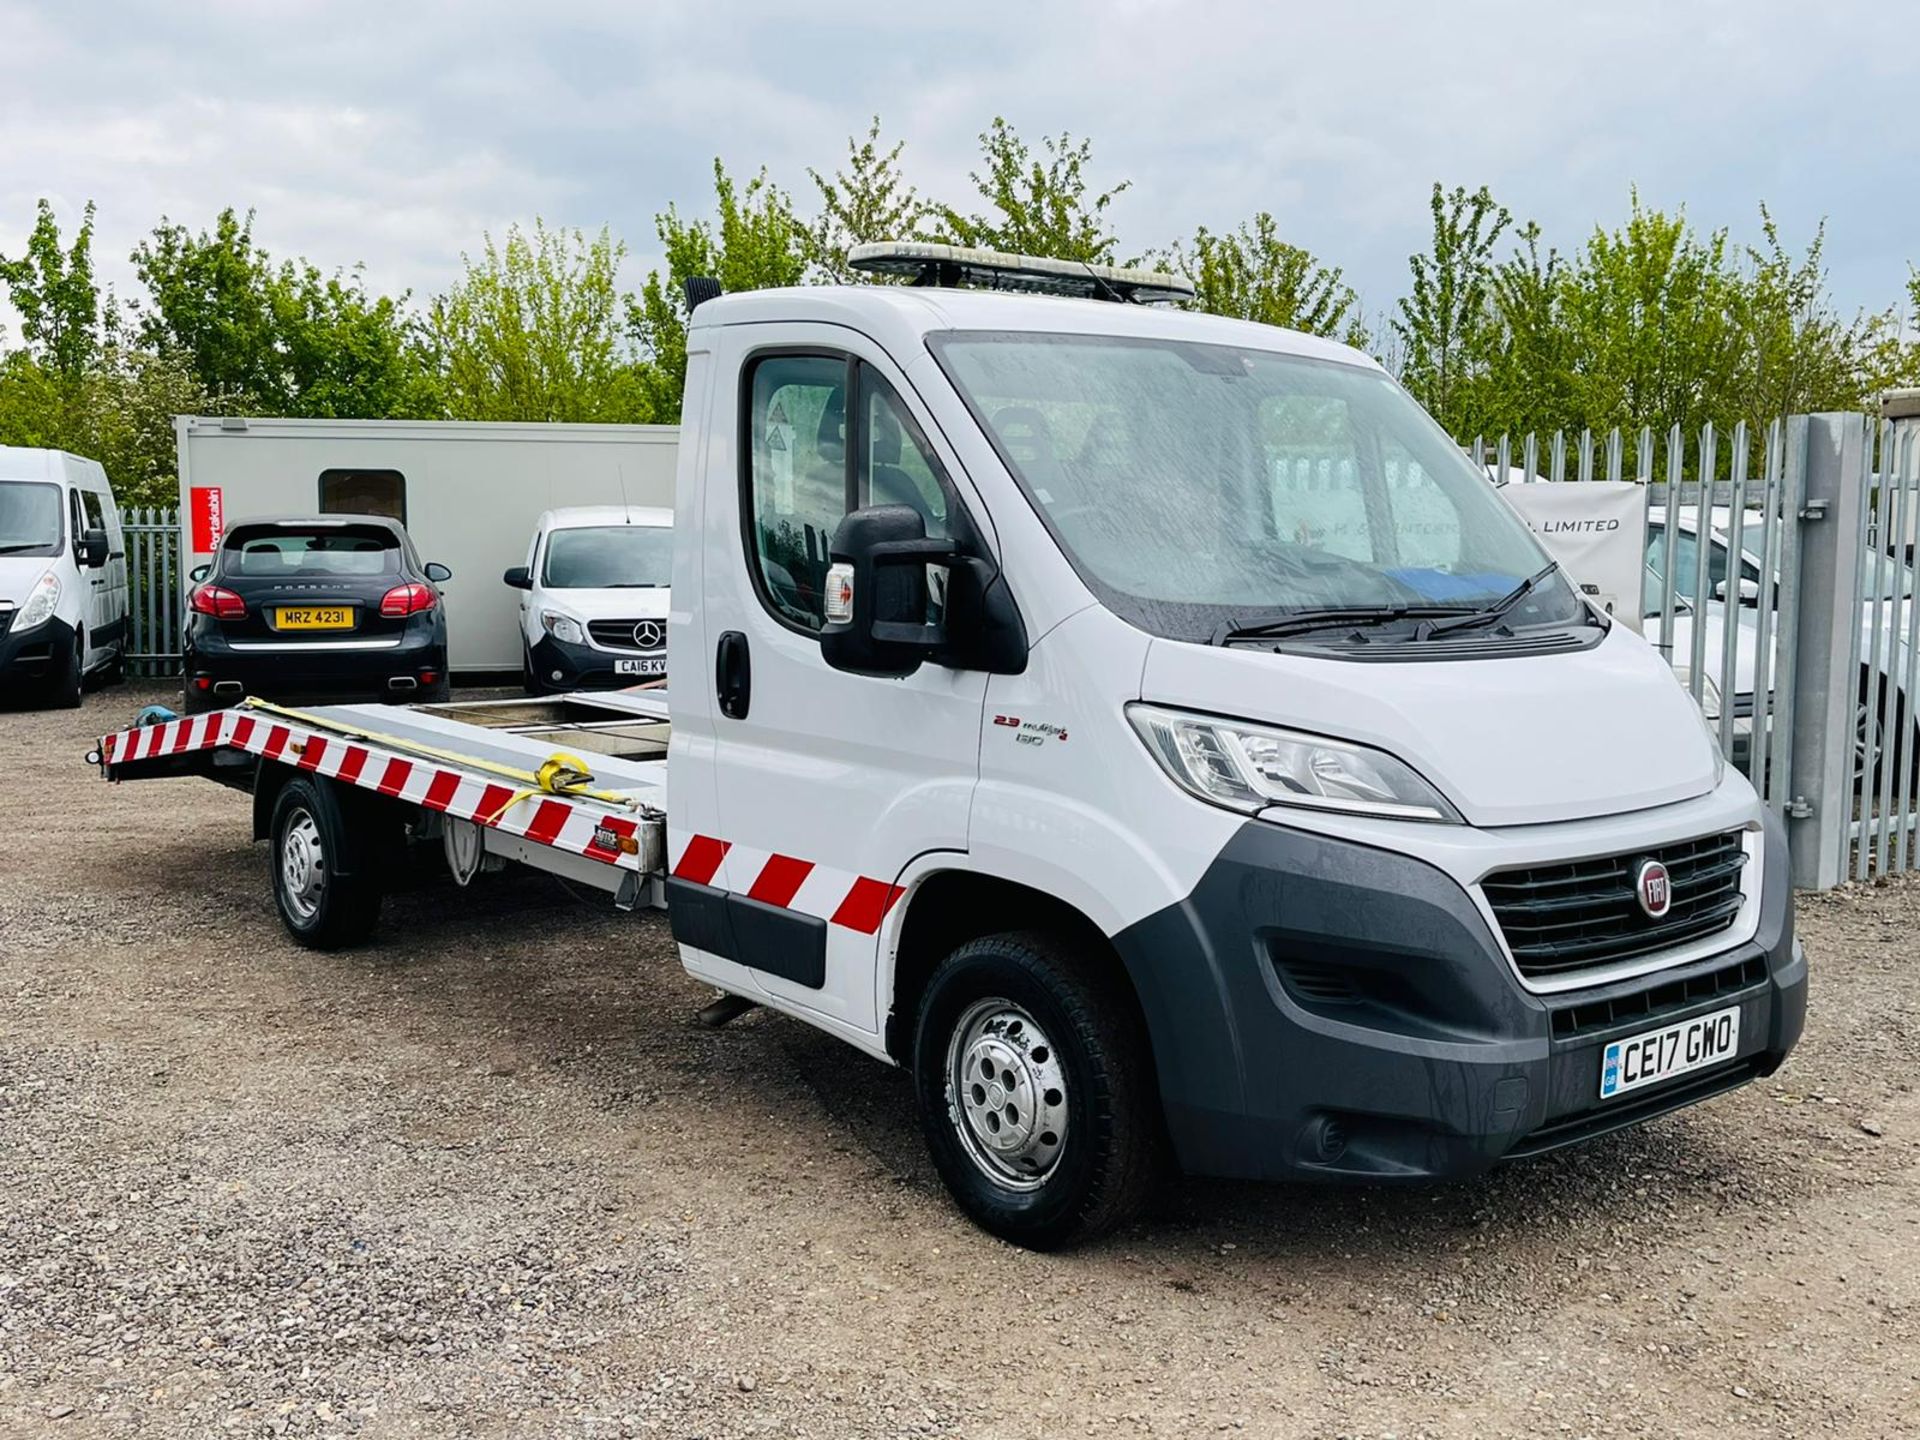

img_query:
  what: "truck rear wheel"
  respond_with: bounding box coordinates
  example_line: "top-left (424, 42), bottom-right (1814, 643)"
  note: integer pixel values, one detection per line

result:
top-left (269, 776), bottom-right (386, 949)
top-left (913, 931), bottom-right (1162, 1250)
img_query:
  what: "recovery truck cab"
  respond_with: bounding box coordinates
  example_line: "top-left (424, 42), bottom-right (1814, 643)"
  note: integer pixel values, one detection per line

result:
top-left (95, 245), bottom-right (1805, 1248)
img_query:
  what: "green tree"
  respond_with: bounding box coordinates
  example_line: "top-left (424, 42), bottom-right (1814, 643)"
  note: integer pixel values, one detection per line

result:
top-left (1480, 222), bottom-right (1578, 437)
top-left (74, 348), bottom-right (214, 507)
top-left (269, 258), bottom-right (440, 418)
top-left (0, 346), bottom-right (211, 509)
top-left (428, 220), bottom-right (648, 423)
top-left (933, 118), bottom-right (1129, 263)
top-left (1172, 212), bottom-right (1366, 345)
top-left (1731, 210), bottom-right (1906, 428)
top-left (807, 117), bottom-right (930, 282)
top-left (0, 198), bottom-right (107, 380)
top-left (631, 161), bottom-right (810, 421)
top-left (1391, 183), bottom-right (1511, 436)
top-left (131, 207), bottom-right (430, 416)
top-left (130, 208), bottom-right (279, 400)
top-left (1551, 194), bottom-right (1744, 447)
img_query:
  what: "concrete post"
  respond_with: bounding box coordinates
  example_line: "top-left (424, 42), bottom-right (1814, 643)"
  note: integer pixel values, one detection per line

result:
top-left (1788, 414), bottom-right (1869, 889)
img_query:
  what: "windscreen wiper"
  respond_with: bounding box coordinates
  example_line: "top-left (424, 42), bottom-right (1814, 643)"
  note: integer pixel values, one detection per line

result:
top-left (0, 542), bottom-right (50, 555)
top-left (1211, 604), bottom-right (1474, 646)
top-left (1415, 561), bottom-right (1560, 639)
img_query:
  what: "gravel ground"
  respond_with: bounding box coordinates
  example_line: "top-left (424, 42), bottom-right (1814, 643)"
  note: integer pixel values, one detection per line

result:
top-left (2, 683), bottom-right (1917, 1439)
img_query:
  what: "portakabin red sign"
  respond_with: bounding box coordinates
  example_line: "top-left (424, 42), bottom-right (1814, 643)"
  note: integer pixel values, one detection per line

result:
top-left (189, 486), bottom-right (224, 553)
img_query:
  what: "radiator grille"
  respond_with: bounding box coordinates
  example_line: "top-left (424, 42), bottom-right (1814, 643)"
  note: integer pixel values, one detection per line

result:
top-left (586, 618), bottom-right (666, 653)
top-left (1483, 830), bottom-right (1748, 982)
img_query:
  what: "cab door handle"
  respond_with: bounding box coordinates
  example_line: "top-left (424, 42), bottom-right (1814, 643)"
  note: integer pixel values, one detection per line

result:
top-left (716, 630), bottom-right (751, 719)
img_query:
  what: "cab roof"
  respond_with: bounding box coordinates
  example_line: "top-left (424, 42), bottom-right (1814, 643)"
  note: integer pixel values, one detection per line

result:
top-left (687, 284), bottom-right (1379, 374)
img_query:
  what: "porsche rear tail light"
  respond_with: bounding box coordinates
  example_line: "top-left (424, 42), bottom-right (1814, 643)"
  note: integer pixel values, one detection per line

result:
top-left (380, 582), bottom-right (436, 618)
top-left (188, 583), bottom-right (246, 619)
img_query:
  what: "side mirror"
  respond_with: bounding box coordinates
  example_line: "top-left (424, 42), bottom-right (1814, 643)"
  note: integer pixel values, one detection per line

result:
top-left (189, 563), bottom-right (211, 584)
top-left (425, 562), bottom-right (453, 583)
top-left (1714, 578), bottom-right (1761, 606)
top-left (820, 505), bottom-right (1028, 679)
top-left (80, 527), bottom-right (109, 568)
top-left (503, 565), bottom-right (532, 590)
top-left (821, 506), bottom-right (956, 678)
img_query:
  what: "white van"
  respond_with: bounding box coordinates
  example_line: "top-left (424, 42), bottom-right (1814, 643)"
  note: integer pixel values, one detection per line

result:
top-left (505, 505), bottom-right (672, 691)
top-left (0, 448), bottom-right (127, 706)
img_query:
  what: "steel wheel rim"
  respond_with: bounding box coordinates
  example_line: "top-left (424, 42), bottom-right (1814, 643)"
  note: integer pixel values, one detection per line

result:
top-left (280, 807), bottom-right (326, 922)
top-left (944, 998), bottom-right (1069, 1191)
top-left (1856, 701), bottom-right (1882, 783)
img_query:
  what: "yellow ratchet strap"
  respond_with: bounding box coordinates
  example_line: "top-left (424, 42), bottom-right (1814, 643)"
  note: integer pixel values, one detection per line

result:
top-left (239, 697), bottom-right (638, 826)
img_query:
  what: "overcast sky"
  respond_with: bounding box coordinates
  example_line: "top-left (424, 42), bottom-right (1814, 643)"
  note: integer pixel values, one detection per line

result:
top-left (2, 0), bottom-right (1914, 341)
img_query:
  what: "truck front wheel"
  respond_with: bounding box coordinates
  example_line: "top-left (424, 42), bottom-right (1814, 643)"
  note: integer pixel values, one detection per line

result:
top-left (912, 931), bottom-right (1162, 1250)
top-left (269, 776), bottom-right (385, 949)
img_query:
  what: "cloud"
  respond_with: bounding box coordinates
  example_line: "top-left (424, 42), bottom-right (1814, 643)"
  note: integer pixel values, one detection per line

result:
top-left (1, 0), bottom-right (1912, 343)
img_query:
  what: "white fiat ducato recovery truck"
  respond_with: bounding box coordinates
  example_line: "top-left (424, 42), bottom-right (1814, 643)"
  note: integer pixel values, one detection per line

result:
top-left (92, 245), bottom-right (1805, 1248)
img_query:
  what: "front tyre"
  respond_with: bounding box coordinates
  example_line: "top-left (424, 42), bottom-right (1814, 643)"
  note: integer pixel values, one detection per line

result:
top-left (52, 629), bottom-right (85, 709)
top-left (913, 931), bottom-right (1162, 1250)
top-left (269, 776), bottom-right (386, 949)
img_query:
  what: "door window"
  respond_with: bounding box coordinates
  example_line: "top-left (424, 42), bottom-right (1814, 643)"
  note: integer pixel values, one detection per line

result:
top-left (80, 490), bottom-right (106, 530)
top-left (1646, 524), bottom-right (1728, 599)
top-left (743, 354), bottom-right (953, 633)
top-left (319, 469), bottom-right (407, 524)
top-left (861, 379), bottom-right (949, 538)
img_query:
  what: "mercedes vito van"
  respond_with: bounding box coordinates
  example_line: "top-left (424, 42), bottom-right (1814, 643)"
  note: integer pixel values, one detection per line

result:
top-left (0, 448), bottom-right (127, 707)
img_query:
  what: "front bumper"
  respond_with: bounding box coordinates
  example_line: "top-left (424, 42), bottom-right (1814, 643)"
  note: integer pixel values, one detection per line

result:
top-left (0, 614), bottom-right (76, 687)
top-left (530, 633), bottom-right (666, 690)
top-left (1111, 808), bottom-right (1804, 1183)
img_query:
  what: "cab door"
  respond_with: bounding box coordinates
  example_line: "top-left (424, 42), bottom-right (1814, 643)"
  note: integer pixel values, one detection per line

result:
top-left (66, 486), bottom-right (104, 667)
top-left (686, 325), bottom-right (991, 1039)
top-left (82, 484), bottom-right (127, 663)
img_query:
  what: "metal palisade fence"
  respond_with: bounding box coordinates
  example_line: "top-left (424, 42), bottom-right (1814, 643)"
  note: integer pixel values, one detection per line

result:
top-left (1844, 415), bottom-right (1920, 882)
top-left (123, 507), bottom-right (183, 679)
top-left (1472, 413), bottom-right (1920, 889)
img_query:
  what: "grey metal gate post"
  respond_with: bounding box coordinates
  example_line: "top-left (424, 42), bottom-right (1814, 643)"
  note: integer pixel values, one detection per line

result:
top-left (1788, 414), bottom-right (1870, 889)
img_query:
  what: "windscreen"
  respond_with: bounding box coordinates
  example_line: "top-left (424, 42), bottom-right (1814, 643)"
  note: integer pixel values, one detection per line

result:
top-left (932, 332), bottom-right (1574, 641)
top-left (222, 525), bottom-right (400, 578)
top-left (542, 525), bottom-right (674, 589)
top-left (0, 481), bottom-right (64, 557)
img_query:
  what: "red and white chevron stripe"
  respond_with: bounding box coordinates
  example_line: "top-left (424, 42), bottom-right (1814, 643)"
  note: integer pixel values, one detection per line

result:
top-left (97, 712), bottom-right (647, 869)
top-left (667, 832), bottom-right (904, 937)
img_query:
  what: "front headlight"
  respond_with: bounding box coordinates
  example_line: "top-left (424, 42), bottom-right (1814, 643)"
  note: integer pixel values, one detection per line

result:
top-left (1672, 666), bottom-right (1729, 785)
top-left (1673, 665), bottom-right (1723, 722)
top-left (18, 570), bottom-right (61, 630)
top-left (540, 610), bottom-right (585, 645)
top-left (1127, 703), bottom-right (1462, 823)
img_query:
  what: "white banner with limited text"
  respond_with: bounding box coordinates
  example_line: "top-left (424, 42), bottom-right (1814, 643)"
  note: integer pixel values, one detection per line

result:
top-left (1496, 481), bottom-right (1647, 634)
